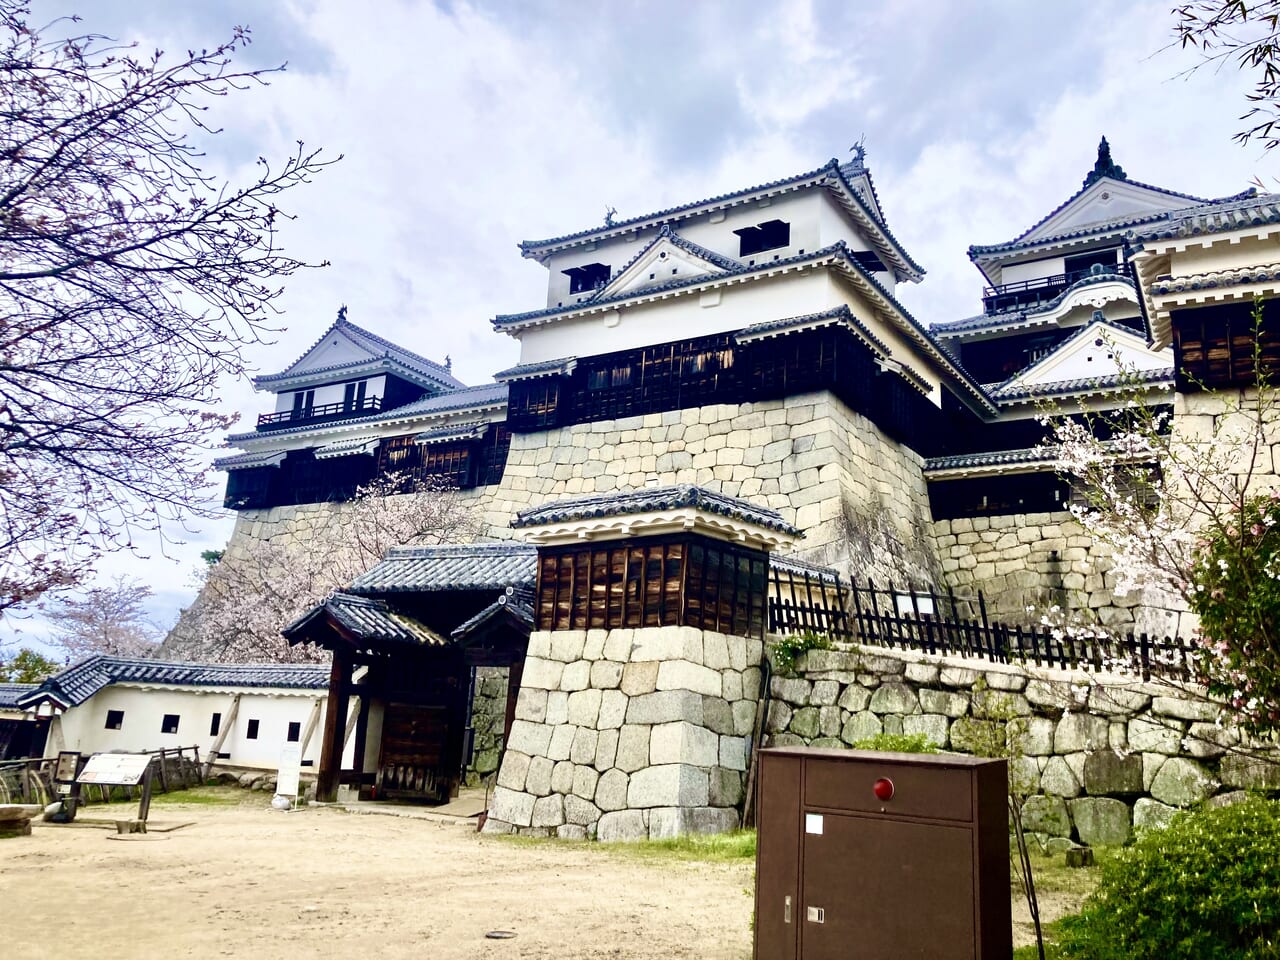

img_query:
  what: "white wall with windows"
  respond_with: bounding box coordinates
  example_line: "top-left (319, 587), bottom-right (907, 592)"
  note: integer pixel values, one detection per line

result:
top-left (51, 683), bottom-right (355, 771)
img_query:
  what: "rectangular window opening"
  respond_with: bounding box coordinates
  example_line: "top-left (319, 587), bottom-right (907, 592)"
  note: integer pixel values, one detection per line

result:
top-left (104, 709), bottom-right (124, 730)
top-left (734, 218), bottom-right (790, 257)
top-left (562, 262), bottom-right (611, 295)
top-left (287, 721), bottom-right (301, 743)
top-left (161, 713), bottom-right (180, 735)
top-left (210, 712), bottom-right (222, 737)
top-left (246, 718), bottom-right (260, 740)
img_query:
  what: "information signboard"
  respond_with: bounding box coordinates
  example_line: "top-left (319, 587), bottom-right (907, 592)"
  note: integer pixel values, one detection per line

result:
top-left (277, 744), bottom-right (302, 798)
top-left (77, 752), bottom-right (153, 786)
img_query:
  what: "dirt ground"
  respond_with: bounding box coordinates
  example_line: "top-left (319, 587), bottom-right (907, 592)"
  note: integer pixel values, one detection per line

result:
top-left (0, 793), bottom-right (1080, 957)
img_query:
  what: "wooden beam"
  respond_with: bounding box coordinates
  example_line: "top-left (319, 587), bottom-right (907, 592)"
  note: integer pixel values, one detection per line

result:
top-left (297, 696), bottom-right (323, 762)
top-left (316, 650), bottom-right (351, 803)
top-left (201, 694), bottom-right (241, 780)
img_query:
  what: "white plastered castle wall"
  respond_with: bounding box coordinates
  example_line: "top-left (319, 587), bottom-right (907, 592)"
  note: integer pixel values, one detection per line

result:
top-left (51, 684), bottom-right (351, 771)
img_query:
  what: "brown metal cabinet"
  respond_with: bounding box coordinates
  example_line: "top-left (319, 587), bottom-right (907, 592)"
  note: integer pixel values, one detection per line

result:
top-left (754, 747), bottom-right (1011, 960)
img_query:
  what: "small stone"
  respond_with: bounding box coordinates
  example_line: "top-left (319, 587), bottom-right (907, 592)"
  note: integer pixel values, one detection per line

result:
top-left (837, 685), bottom-right (872, 712)
top-left (810, 680), bottom-right (839, 706)
top-left (572, 765), bottom-right (600, 800)
top-left (902, 714), bottom-right (948, 748)
top-left (531, 794), bottom-right (565, 827)
top-left (918, 688), bottom-right (969, 718)
top-left (628, 764), bottom-right (708, 808)
top-left (789, 706), bottom-right (820, 740)
top-left (1219, 754), bottom-right (1280, 790)
top-left (615, 725), bottom-right (651, 773)
top-left (1064, 848), bottom-right (1095, 868)
top-left (620, 661), bottom-right (660, 696)
top-left (564, 795), bottom-right (601, 826)
top-left (1127, 718), bottom-right (1183, 755)
top-left (1054, 714), bottom-right (1109, 754)
top-left (590, 660), bottom-right (624, 689)
top-left (550, 760), bottom-right (574, 795)
top-left (524, 756), bottom-right (554, 797)
top-left (594, 769), bottom-right (630, 811)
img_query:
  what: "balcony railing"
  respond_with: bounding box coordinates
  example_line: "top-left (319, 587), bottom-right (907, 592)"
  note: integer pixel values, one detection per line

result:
top-left (257, 396), bottom-right (383, 430)
top-left (982, 262), bottom-right (1129, 315)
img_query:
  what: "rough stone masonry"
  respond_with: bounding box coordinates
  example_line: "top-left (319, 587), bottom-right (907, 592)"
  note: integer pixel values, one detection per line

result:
top-left (482, 625), bottom-right (763, 840)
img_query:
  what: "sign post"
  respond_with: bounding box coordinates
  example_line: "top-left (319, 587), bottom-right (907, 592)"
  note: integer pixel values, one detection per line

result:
top-left (276, 743), bottom-right (303, 810)
top-left (77, 752), bottom-right (156, 834)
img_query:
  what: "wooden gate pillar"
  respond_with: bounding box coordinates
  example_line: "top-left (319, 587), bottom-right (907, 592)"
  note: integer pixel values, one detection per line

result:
top-left (316, 648), bottom-right (352, 803)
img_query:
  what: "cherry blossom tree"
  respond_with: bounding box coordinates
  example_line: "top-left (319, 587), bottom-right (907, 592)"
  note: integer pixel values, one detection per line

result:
top-left (0, 5), bottom-right (336, 614)
top-left (44, 575), bottom-right (162, 659)
top-left (1045, 302), bottom-right (1280, 735)
top-left (169, 476), bottom-right (479, 663)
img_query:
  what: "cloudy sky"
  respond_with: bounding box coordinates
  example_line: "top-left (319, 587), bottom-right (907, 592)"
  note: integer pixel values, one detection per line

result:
top-left (5, 0), bottom-right (1271, 653)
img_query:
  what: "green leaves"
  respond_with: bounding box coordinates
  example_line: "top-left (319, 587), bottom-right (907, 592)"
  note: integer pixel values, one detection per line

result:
top-left (1056, 798), bottom-right (1280, 959)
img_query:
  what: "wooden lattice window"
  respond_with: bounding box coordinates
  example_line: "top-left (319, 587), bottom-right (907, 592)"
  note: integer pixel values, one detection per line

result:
top-left (534, 535), bottom-right (767, 637)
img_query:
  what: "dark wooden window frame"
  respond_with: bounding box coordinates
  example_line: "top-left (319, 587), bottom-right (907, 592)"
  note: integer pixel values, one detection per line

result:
top-left (535, 533), bottom-right (768, 638)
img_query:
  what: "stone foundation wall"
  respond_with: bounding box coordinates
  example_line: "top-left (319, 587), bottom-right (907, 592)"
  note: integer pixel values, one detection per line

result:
top-left (215, 390), bottom-right (942, 596)
top-left (481, 626), bottom-right (763, 840)
top-left (465, 666), bottom-right (508, 785)
top-left (769, 644), bottom-right (1280, 846)
top-left (931, 511), bottom-right (1185, 635)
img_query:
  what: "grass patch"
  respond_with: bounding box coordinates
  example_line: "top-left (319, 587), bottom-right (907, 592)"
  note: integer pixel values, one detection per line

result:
top-left (617, 829), bottom-right (757, 862)
top-left (147, 785), bottom-right (245, 807)
top-left (494, 828), bottom-right (758, 863)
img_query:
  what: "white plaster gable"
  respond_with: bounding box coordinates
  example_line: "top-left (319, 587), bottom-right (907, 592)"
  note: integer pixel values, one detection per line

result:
top-left (1002, 318), bottom-right (1171, 393)
top-left (594, 229), bottom-right (737, 300)
top-left (278, 325), bottom-right (381, 380)
top-left (1020, 178), bottom-right (1197, 244)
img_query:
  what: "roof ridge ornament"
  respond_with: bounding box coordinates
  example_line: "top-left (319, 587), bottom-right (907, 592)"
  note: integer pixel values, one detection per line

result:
top-left (337, 304), bottom-right (348, 322)
top-left (1083, 136), bottom-right (1127, 189)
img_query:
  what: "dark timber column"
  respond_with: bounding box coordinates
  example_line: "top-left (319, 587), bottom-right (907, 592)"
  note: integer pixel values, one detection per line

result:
top-left (316, 648), bottom-right (352, 803)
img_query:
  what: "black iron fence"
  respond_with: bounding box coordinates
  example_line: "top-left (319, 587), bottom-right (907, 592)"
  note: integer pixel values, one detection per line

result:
top-left (769, 577), bottom-right (1200, 682)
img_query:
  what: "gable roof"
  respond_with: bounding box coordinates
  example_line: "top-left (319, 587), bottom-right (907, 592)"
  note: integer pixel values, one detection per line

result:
top-left (17, 655), bottom-right (328, 710)
top-left (283, 593), bottom-right (445, 647)
top-left (962, 139), bottom-right (1252, 286)
top-left (989, 316), bottom-right (1173, 400)
top-left (518, 157), bottom-right (924, 283)
top-left (253, 310), bottom-right (464, 394)
top-left (590, 224), bottom-right (741, 301)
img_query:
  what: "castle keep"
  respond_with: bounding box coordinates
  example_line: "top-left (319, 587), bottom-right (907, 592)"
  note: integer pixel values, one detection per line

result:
top-left (218, 140), bottom-right (1280, 834)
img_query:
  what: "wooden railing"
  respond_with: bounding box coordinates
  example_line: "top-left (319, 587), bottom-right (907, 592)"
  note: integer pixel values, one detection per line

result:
top-left (0, 745), bottom-right (203, 805)
top-left (257, 396), bottom-right (383, 429)
top-left (982, 263), bottom-right (1130, 314)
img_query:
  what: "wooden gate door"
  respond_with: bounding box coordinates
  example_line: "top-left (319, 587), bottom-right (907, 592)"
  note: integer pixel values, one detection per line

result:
top-left (376, 702), bottom-right (452, 802)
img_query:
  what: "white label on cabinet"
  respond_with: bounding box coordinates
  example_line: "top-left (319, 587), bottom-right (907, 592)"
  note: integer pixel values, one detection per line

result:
top-left (805, 813), bottom-right (824, 835)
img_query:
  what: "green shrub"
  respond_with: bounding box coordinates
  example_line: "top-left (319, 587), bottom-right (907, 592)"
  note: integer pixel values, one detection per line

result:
top-left (768, 630), bottom-right (830, 676)
top-left (1055, 797), bottom-right (1280, 960)
top-left (850, 732), bottom-right (938, 754)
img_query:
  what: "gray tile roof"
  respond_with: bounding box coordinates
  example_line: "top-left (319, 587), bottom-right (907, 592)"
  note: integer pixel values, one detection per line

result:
top-left (451, 590), bottom-right (536, 641)
top-left (413, 421), bottom-right (487, 445)
top-left (734, 305), bottom-right (892, 357)
top-left (493, 357), bottom-right (577, 382)
top-left (931, 272), bottom-right (1137, 337)
top-left (599, 224), bottom-right (742, 291)
top-left (924, 446), bottom-right (1057, 473)
top-left (254, 315), bottom-right (464, 392)
top-left (1129, 192), bottom-right (1280, 243)
top-left (349, 543), bottom-right (538, 594)
top-left (991, 368), bottom-right (1173, 403)
top-left (518, 158), bottom-right (924, 281)
top-left (969, 187), bottom-right (1256, 259)
top-left (225, 382), bottom-right (508, 444)
top-left (17, 655), bottom-right (329, 709)
top-left (770, 554), bottom-right (843, 586)
top-left (213, 449), bottom-right (288, 471)
top-left (1150, 262), bottom-right (1280, 295)
top-left (513, 484), bottom-right (801, 536)
top-left (0, 682), bottom-right (36, 708)
top-left (284, 593), bottom-right (446, 647)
